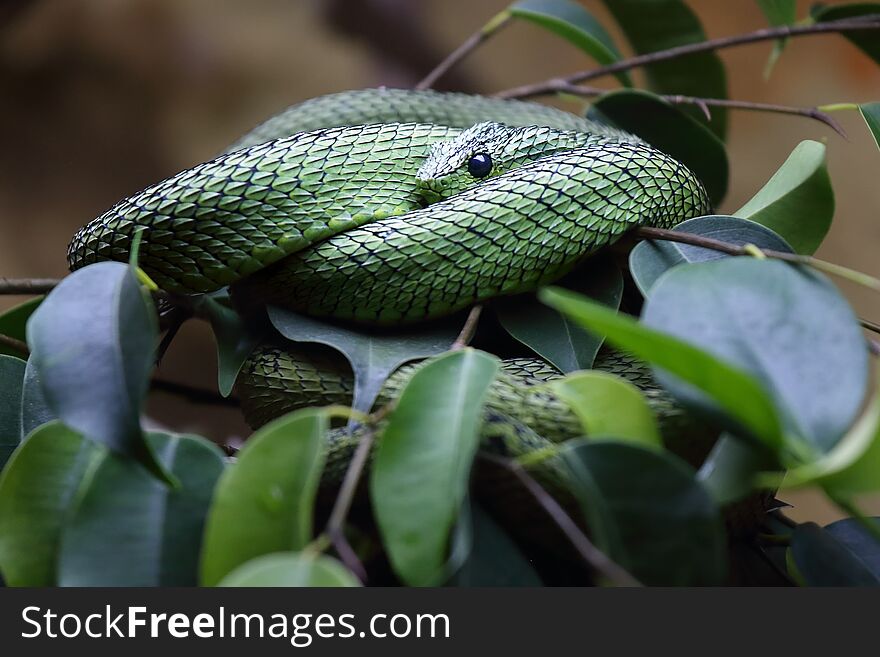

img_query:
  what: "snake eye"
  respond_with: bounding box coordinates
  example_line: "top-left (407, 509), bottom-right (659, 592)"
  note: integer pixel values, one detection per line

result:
top-left (467, 152), bottom-right (493, 178)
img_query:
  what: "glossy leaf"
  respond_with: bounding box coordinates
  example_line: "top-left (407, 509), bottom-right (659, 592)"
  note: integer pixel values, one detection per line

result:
top-left (57, 432), bottom-right (225, 586)
top-left (697, 434), bottom-right (778, 505)
top-left (734, 140), bottom-right (833, 254)
top-left (0, 355), bottom-right (26, 469)
top-left (812, 3), bottom-right (880, 66)
top-left (268, 306), bottom-right (458, 413)
top-left (629, 215), bottom-right (794, 296)
top-left (861, 102), bottom-right (880, 150)
top-left (600, 0), bottom-right (728, 139)
top-left (200, 408), bottom-right (327, 586)
top-left (371, 349), bottom-right (499, 586)
top-left (25, 262), bottom-right (166, 478)
top-left (19, 358), bottom-right (55, 440)
top-left (824, 517), bottom-right (880, 578)
top-left (219, 552), bottom-right (360, 587)
top-left (0, 422), bottom-right (103, 586)
top-left (550, 370), bottom-right (662, 446)
top-left (790, 521), bottom-right (880, 586)
top-left (0, 297), bottom-right (41, 357)
top-left (199, 295), bottom-right (262, 397)
top-left (453, 504), bottom-right (542, 586)
top-left (588, 89), bottom-right (728, 205)
top-left (539, 287), bottom-right (783, 448)
top-left (564, 440), bottom-right (726, 585)
top-left (495, 256), bottom-right (623, 372)
top-left (509, 0), bottom-right (631, 85)
top-left (642, 259), bottom-right (868, 455)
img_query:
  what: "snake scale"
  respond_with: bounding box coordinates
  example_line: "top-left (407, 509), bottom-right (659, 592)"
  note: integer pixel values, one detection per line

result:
top-left (67, 88), bottom-right (714, 484)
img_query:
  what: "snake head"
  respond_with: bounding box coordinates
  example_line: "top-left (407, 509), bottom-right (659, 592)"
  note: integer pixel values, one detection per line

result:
top-left (416, 122), bottom-right (524, 203)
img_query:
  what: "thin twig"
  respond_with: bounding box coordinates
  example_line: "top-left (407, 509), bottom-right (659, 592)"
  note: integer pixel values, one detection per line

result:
top-left (451, 305), bottom-right (483, 350)
top-left (496, 18), bottom-right (880, 99)
top-left (323, 428), bottom-right (375, 583)
top-left (0, 333), bottom-right (29, 356)
top-left (480, 453), bottom-right (640, 586)
top-left (416, 11), bottom-right (512, 90)
top-left (527, 80), bottom-right (846, 137)
top-left (149, 378), bottom-right (240, 407)
top-left (0, 277), bottom-right (60, 295)
top-left (861, 318), bottom-right (880, 335)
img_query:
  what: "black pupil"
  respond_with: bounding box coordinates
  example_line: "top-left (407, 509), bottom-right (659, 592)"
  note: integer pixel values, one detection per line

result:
top-left (467, 153), bottom-right (493, 178)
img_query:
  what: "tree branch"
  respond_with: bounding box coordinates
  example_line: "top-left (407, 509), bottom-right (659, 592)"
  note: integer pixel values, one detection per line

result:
top-left (0, 333), bottom-right (28, 356)
top-left (416, 11), bottom-right (512, 90)
top-left (149, 378), bottom-right (240, 407)
top-left (480, 453), bottom-right (640, 586)
top-left (496, 18), bottom-right (880, 100)
top-left (0, 277), bottom-right (60, 295)
top-left (451, 305), bottom-right (483, 350)
top-left (521, 80), bottom-right (846, 136)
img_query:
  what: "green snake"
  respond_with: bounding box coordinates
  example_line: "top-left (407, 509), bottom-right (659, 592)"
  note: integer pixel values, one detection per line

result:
top-left (67, 88), bottom-right (713, 476)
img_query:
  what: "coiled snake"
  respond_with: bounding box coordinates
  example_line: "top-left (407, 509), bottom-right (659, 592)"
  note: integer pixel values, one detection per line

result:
top-left (67, 88), bottom-right (713, 481)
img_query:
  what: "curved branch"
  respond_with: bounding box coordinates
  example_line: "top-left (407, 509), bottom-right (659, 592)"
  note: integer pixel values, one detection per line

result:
top-left (0, 278), bottom-right (61, 295)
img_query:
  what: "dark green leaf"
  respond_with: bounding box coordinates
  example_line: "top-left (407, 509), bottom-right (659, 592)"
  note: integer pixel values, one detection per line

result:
top-left (600, 0), bottom-right (728, 139)
top-left (564, 440), bottom-right (726, 585)
top-left (587, 89), bottom-right (728, 205)
top-left (642, 258), bottom-right (868, 455)
top-left (19, 358), bottom-right (55, 440)
top-left (0, 422), bottom-right (104, 586)
top-left (495, 256), bottom-right (622, 372)
top-left (25, 262), bottom-right (166, 479)
top-left (198, 294), bottom-right (262, 397)
top-left (697, 433), bottom-right (778, 505)
top-left (0, 297), bottom-right (41, 357)
top-left (0, 355), bottom-right (26, 470)
top-left (860, 102), bottom-right (880, 150)
top-left (200, 408), bottom-right (327, 586)
top-left (452, 503), bottom-right (542, 586)
top-left (57, 432), bottom-right (225, 586)
top-left (824, 517), bottom-right (880, 577)
top-left (812, 3), bottom-right (880, 66)
top-left (219, 553), bottom-right (360, 587)
top-left (629, 215), bottom-right (794, 296)
top-left (539, 287), bottom-right (783, 448)
top-left (267, 306), bottom-right (458, 413)
top-left (733, 140), bottom-right (833, 254)
top-left (790, 521), bottom-right (880, 585)
top-left (371, 349), bottom-right (499, 586)
top-left (550, 370), bottom-right (662, 446)
top-left (509, 0), bottom-right (631, 86)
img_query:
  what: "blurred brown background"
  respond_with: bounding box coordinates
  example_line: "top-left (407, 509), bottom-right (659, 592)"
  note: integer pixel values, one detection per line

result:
top-left (1, 0), bottom-right (877, 520)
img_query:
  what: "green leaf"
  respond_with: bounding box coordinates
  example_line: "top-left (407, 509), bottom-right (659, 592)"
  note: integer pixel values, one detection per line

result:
top-left (564, 440), bottom-right (726, 585)
top-left (0, 422), bottom-right (104, 586)
top-left (790, 521), bottom-right (880, 586)
top-left (371, 349), bottom-right (499, 586)
top-left (629, 215), bottom-right (794, 296)
top-left (25, 262), bottom-right (167, 479)
top-left (587, 89), bottom-right (728, 205)
top-left (452, 503), bottom-right (542, 586)
top-left (198, 294), bottom-right (262, 397)
top-left (860, 102), bottom-right (880, 150)
top-left (0, 297), bottom-right (41, 357)
top-left (200, 408), bottom-right (327, 586)
top-left (812, 3), bottom-right (880, 66)
top-left (756, 0), bottom-right (797, 77)
top-left (642, 259), bottom-right (869, 456)
top-left (824, 517), bottom-right (880, 577)
top-left (539, 287), bottom-right (783, 448)
top-left (19, 358), bottom-right (55, 440)
top-left (734, 140), bottom-right (833, 254)
top-left (0, 355), bottom-right (26, 470)
top-left (57, 432), bottom-right (225, 586)
top-left (550, 370), bottom-right (662, 446)
top-left (495, 255), bottom-right (623, 372)
top-left (509, 0), bottom-right (631, 86)
top-left (600, 0), bottom-right (728, 139)
top-left (267, 307), bottom-right (458, 414)
top-left (697, 434), bottom-right (778, 505)
top-left (218, 552), bottom-right (360, 587)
